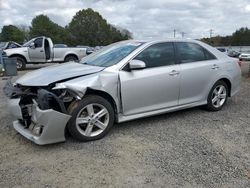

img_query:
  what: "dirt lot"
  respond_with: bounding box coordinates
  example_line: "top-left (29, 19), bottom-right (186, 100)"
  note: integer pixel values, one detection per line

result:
top-left (0, 63), bottom-right (249, 188)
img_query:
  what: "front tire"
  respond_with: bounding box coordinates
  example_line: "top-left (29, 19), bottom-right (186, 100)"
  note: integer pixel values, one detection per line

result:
top-left (67, 95), bottom-right (115, 142)
top-left (16, 57), bottom-right (26, 70)
top-left (206, 80), bottom-right (228, 111)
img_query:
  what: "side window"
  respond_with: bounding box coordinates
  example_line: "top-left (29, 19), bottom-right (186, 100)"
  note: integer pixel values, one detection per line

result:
top-left (204, 48), bottom-right (217, 60)
top-left (176, 42), bottom-right (215, 63)
top-left (34, 38), bottom-right (43, 48)
top-left (134, 42), bottom-right (175, 68)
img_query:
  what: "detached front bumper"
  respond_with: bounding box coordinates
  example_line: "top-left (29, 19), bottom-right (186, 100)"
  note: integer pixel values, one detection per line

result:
top-left (8, 98), bottom-right (71, 145)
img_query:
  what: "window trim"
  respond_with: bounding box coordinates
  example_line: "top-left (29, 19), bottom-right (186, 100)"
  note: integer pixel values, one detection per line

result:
top-left (174, 42), bottom-right (217, 64)
top-left (121, 42), bottom-right (178, 71)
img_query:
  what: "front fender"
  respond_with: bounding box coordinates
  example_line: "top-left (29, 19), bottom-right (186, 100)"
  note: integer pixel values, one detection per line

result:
top-left (5, 47), bottom-right (30, 62)
top-left (53, 71), bottom-right (120, 111)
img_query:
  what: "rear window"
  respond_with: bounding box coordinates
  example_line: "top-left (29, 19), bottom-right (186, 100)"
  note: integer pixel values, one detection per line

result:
top-left (176, 42), bottom-right (216, 63)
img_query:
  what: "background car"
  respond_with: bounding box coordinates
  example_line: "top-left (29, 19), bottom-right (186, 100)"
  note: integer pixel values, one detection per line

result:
top-left (216, 47), bottom-right (227, 53)
top-left (227, 50), bottom-right (241, 58)
top-left (77, 45), bottom-right (96, 55)
top-left (3, 36), bottom-right (87, 70)
top-left (239, 52), bottom-right (250, 61)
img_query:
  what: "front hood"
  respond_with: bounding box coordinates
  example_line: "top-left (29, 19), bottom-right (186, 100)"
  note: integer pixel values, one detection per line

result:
top-left (16, 62), bottom-right (105, 86)
top-left (4, 47), bottom-right (28, 55)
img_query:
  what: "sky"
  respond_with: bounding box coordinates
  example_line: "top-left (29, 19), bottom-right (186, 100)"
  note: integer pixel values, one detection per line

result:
top-left (1, 0), bottom-right (250, 39)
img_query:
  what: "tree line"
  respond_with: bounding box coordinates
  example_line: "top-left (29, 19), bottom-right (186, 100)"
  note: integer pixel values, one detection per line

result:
top-left (0, 8), bottom-right (132, 46)
top-left (201, 27), bottom-right (250, 46)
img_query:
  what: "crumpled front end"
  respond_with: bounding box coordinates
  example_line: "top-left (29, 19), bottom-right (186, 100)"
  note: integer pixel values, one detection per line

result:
top-left (4, 70), bottom-right (120, 145)
top-left (4, 80), bottom-right (71, 145)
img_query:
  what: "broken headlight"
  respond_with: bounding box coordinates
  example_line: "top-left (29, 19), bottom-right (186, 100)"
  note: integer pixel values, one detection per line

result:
top-left (52, 83), bottom-right (82, 100)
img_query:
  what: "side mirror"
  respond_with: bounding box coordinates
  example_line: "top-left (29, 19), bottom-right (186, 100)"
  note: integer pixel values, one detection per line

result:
top-left (29, 42), bottom-right (35, 49)
top-left (129, 59), bottom-right (146, 70)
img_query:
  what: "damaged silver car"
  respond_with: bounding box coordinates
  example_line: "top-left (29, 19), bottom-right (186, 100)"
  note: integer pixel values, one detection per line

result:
top-left (4, 39), bottom-right (241, 145)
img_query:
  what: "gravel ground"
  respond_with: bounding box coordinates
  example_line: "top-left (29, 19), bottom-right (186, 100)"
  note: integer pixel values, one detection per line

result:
top-left (0, 63), bottom-right (249, 188)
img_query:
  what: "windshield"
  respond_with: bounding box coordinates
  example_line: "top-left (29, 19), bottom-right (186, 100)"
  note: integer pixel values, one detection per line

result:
top-left (80, 41), bottom-right (144, 67)
top-left (0, 42), bottom-right (7, 48)
top-left (22, 39), bottom-right (34, 47)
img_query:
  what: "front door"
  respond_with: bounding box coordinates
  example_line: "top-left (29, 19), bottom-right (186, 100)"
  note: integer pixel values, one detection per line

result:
top-left (119, 42), bottom-right (180, 116)
top-left (28, 37), bottom-right (46, 62)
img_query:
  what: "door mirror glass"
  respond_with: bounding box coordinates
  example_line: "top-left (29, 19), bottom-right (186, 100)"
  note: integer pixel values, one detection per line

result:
top-left (29, 42), bottom-right (35, 49)
top-left (129, 60), bottom-right (146, 70)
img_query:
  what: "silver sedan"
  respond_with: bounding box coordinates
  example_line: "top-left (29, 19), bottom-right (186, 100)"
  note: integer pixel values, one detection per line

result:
top-left (5, 39), bottom-right (241, 145)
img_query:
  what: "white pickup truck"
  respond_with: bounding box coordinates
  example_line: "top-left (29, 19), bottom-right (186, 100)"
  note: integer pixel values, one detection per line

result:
top-left (3, 36), bottom-right (87, 70)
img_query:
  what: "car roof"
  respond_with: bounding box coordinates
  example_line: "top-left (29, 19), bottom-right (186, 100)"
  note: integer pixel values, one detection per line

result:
top-left (125, 38), bottom-right (200, 43)
top-left (121, 39), bottom-right (229, 60)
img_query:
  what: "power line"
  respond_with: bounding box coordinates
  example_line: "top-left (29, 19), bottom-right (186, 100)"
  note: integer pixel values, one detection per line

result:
top-left (181, 32), bottom-right (186, 38)
top-left (209, 29), bottom-right (214, 38)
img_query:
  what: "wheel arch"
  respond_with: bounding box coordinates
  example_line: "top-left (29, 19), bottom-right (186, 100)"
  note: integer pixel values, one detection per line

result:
top-left (217, 78), bottom-right (232, 97)
top-left (9, 54), bottom-right (27, 63)
top-left (64, 53), bottom-right (79, 61)
top-left (85, 89), bottom-right (118, 121)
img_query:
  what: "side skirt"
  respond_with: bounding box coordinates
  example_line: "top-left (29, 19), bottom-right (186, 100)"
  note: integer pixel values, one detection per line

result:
top-left (118, 101), bottom-right (207, 123)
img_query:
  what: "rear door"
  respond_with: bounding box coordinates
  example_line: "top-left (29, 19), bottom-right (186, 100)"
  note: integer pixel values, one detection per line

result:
top-left (175, 42), bottom-right (219, 105)
top-left (28, 37), bottom-right (46, 62)
top-left (119, 42), bottom-right (180, 116)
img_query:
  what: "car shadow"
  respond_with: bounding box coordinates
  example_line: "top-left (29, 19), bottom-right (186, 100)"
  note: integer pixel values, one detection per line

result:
top-left (19, 63), bottom-right (57, 71)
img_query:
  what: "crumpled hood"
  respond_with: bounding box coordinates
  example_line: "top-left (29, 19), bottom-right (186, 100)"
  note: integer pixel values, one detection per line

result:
top-left (16, 62), bottom-right (104, 86)
top-left (4, 47), bottom-right (28, 55)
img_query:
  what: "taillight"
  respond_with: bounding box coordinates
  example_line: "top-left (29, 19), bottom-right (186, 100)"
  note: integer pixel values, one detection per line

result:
top-left (237, 60), bottom-right (242, 67)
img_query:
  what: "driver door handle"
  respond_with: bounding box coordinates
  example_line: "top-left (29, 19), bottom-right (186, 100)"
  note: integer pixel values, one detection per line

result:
top-left (40, 50), bottom-right (44, 52)
top-left (169, 70), bottom-right (180, 76)
top-left (211, 64), bottom-right (219, 69)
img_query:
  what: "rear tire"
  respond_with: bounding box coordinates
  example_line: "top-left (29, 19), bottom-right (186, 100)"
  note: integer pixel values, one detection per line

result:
top-left (206, 80), bottom-right (228, 111)
top-left (67, 95), bottom-right (115, 142)
top-left (64, 56), bottom-right (78, 62)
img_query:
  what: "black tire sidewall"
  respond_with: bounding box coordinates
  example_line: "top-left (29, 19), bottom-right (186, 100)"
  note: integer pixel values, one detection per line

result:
top-left (16, 57), bottom-right (26, 70)
top-left (206, 80), bottom-right (228, 111)
top-left (67, 95), bottom-right (115, 142)
top-left (65, 56), bottom-right (78, 62)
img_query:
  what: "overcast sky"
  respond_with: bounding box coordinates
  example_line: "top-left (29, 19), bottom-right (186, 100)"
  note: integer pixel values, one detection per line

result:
top-left (1, 0), bottom-right (250, 39)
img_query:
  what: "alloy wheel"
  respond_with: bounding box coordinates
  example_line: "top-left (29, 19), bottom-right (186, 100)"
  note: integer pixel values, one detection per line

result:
top-left (75, 103), bottom-right (109, 137)
top-left (16, 60), bottom-right (22, 69)
top-left (211, 85), bottom-right (227, 108)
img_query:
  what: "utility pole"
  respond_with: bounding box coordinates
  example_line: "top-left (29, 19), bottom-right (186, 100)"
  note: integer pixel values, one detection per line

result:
top-left (209, 29), bottom-right (213, 38)
top-left (181, 32), bottom-right (186, 38)
top-left (174, 29), bottom-right (176, 38)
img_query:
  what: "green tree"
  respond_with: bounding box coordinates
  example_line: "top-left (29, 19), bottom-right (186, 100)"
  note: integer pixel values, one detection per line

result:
top-left (231, 27), bottom-right (250, 46)
top-left (30, 15), bottom-right (69, 44)
top-left (67, 8), bottom-right (131, 46)
top-left (201, 27), bottom-right (250, 46)
top-left (18, 25), bottom-right (30, 41)
top-left (0, 25), bottom-right (25, 43)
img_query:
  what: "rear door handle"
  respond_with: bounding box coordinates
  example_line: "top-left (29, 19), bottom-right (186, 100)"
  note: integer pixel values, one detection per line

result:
top-left (211, 64), bottom-right (219, 69)
top-left (169, 70), bottom-right (180, 76)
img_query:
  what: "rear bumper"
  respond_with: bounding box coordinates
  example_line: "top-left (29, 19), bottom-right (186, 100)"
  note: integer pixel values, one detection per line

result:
top-left (9, 98), bottom-right (71, 145)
